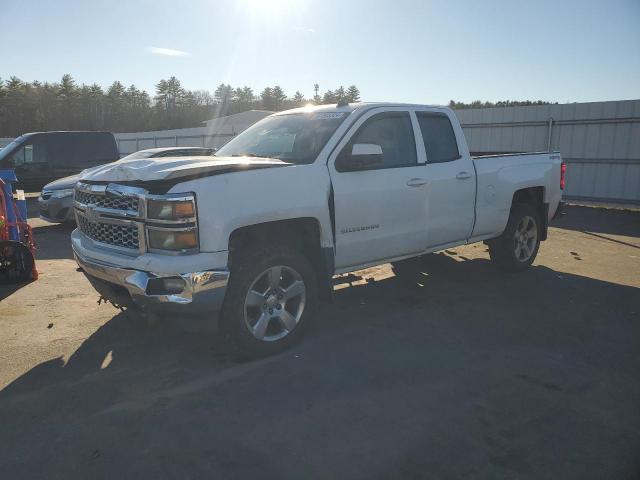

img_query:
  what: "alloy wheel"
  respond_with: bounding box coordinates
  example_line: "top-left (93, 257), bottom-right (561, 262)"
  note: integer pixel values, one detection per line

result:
top-left (243, 265), bottom-right (306, 342)
top-left (514, 215), bottom-right (537, 262)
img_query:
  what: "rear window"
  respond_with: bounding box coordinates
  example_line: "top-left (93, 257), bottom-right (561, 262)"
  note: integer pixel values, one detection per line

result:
top-left (416, 113), bottom-right (460, 163)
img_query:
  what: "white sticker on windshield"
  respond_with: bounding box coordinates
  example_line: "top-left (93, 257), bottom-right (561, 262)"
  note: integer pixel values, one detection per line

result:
top-left (313, 112), bottom-right (346, 120)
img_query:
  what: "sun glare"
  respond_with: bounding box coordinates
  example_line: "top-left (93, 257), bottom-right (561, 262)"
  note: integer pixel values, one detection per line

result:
top-left (239, 0), bottom-right (300, 16)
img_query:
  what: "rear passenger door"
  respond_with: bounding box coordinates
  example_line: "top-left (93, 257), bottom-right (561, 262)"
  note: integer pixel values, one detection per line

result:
top-left (329, 108), bottom-right (429, 270)
top-left (415, 110), bottom-right (476, 248)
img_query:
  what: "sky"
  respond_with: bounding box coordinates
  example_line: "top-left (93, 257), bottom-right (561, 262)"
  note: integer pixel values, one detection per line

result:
top-left (1, 0), bottom-right (639, 105)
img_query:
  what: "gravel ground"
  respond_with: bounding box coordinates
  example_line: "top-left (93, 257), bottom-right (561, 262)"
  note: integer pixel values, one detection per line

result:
top-left (1, 204), bottom-right (639, 479)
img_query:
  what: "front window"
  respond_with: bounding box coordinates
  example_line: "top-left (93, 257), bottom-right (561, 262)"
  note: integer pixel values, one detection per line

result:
top-left (340, 112), bottom-right (417, 170)
top-left (9, 140), bottom-right (48, 165)
top-left (215, 112), bottom-right (349, 165)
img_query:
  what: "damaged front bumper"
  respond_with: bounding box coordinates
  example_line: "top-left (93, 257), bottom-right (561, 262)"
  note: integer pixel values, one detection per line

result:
top-left (73, 247), bottom-right (229, 313)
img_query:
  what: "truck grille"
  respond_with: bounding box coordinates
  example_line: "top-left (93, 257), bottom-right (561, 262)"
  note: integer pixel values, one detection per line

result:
top-left (77, 215), bottom-right (140, 250)
top-left (74, 182), bottom-right (144, 252)
top-left (75, 189), bottom-right (139, 212)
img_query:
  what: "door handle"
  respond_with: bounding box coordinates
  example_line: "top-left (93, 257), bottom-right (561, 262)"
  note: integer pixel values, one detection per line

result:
top-left (406, 178), bottom-right (429, 187)
top-left (456, 171), bottom-right (472, 180)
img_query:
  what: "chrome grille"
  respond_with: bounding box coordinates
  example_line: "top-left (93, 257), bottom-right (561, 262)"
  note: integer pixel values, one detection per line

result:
top-left (77, 215), bottom-right (139, 250)
top-left (75, 189), bottom-right (139, 212)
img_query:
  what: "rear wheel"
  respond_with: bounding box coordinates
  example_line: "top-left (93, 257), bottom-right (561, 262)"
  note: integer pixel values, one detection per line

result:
top-left (221, 245), bottom-right (317, 357)
top-left (488, 203), bottom-right (541, 272)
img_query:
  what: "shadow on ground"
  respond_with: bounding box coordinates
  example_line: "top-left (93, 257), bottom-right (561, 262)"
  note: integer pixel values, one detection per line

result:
top-left (555, 205), bottom-right (640, 239)
top-left (1, 253), bottom-right (639, 479)
top-left (30, 222), bottom-right (75, 260)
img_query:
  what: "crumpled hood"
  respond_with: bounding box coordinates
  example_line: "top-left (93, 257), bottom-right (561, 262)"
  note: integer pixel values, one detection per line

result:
top-left (78, 156), bottom-right (291, 183)
top-left (43, 173), bottom-right (81, 191)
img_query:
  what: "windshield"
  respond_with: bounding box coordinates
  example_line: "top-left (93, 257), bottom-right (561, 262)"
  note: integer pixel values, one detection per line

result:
top-left (215, 112), bottom-right (349, 164)
top-left (119, 150), bottom-right (156, 161)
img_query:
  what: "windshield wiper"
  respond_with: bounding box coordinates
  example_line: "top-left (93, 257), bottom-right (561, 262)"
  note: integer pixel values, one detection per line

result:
top-left (230, 153), bottom-right (263, 158)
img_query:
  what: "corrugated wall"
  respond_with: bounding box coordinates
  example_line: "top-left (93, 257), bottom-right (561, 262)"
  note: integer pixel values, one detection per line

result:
top-left (454, 100), bottom-right (640, 204)
top-left (114, 127), bottom-right (234, 155)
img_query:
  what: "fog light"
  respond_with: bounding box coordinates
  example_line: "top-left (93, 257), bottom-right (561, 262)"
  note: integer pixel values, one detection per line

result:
top-left (146, 277), bottom-right (186, 295)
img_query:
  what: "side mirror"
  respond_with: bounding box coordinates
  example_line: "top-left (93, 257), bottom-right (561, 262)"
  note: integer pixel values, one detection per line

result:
top-left (336, 143), bottom-right (383, 172)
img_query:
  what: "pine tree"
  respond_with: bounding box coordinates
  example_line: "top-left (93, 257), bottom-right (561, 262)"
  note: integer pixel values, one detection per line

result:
top-left (292, 91), bottom-right (305, 106)
top-left (334, 86), bottom-right (346, 103)
top-left (322, 89), bottom-right (336, 104)
top-left (261, 87), bottom-right (275, 110)
top-left (346, 85), bottom-right (360, 102)
top-left (58, 74), bottom-right (77, 99)
top-left (272, 86), bottom-right (286, 110)
top-left (214, 83), bottom-right (233, 105)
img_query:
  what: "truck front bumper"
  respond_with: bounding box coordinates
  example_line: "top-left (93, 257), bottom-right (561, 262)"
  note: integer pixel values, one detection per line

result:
top-left (73, 247), bottom-right (229, 314)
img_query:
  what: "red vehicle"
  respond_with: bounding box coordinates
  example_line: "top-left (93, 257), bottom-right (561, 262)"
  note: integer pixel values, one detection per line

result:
top-left (0, 170), bottom-right (37, 283)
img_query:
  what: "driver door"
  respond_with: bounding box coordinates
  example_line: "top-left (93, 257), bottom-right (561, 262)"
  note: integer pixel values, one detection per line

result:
top-left (328, 109), bottom-right (429, 270)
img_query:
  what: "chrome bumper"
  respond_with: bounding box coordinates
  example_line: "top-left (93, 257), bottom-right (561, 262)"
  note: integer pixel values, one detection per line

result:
top-left (73, 247), bottom-right (229, 313)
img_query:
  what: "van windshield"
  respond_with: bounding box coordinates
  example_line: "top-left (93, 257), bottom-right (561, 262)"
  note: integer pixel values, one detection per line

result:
top-left (0, 139), bottom-right (23, 162)
top-left (215, 112), bottom-right (349, 165)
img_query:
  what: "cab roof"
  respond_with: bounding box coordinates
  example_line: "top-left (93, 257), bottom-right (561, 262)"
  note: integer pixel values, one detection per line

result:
top-left (272, 102), bottom-right (444, 116)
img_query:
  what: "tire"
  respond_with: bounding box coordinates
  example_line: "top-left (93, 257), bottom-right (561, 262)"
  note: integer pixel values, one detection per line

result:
top-left (488, 203), bottom-right (541, 272)
top-left (0, 241), bottom-right (35, 284)
top-left (221, 244), bottom-right (318, 358)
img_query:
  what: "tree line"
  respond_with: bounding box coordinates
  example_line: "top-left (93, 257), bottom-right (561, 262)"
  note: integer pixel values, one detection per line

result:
top-left (0, 73), bottom-right (558, 138)
top-left (448, 99), bottom-right (556, 109)
top-left (0, 75), bottom-right (362, 137)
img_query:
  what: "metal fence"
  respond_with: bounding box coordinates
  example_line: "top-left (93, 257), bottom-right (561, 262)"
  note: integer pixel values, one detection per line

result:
top-left (113, 127), bottom-right (235, 156)
top-left (3, 100), bottom-right (639, 204)
top-left (115, 133), bottom-right (235, 156)
top-left (454, 100), bottom-right (640, 204)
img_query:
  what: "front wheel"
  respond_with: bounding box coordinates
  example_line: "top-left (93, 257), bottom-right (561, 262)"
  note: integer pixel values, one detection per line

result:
top-left (488, 203), bottom-right (541, 272)
top-left (221, 245), bottom-right (318, 357)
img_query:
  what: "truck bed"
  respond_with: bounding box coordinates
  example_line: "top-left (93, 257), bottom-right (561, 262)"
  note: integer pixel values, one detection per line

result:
top-left (470, 151), bottom-right (563, 240)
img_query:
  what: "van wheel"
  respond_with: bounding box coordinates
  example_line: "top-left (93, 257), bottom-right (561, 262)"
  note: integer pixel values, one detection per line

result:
top-left (221, 245), bottom-right (318, 358)
top-left (488, 203), bottom-right (541, 272)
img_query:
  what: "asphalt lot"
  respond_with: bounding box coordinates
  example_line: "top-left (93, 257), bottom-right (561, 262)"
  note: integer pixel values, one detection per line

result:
top-left (1, 204), bottom-right (639, 479)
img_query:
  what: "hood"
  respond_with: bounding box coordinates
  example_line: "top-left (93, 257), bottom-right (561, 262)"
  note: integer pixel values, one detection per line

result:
top-left (43, 174), bottom-right (81, 191)
top-left (78, 156), bottom-right (291, 183)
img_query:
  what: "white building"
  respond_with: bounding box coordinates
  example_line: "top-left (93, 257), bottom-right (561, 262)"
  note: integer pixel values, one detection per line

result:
top-left (114, 110), bottom-right (274, 155)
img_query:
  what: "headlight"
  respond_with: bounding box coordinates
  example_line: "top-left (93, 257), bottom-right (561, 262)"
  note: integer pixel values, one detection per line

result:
top-left (148, 228), bottom-right (198, 251)
top-left (145, 193), bottom-right (198, 253)
top-left (147, 197), bottom-right (195, 220)
top-left (50, 188), bottom-right (74, 199)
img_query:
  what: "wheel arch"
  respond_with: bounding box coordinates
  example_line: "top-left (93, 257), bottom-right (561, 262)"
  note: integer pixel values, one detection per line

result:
top-left (228, 218), bottom-right (334, 300)
top-left (511, 186), bottom-right (548, 240)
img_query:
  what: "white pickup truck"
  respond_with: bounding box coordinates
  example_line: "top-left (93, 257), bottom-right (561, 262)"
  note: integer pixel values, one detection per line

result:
top-left (72, 103), bottom-right (564, 356)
